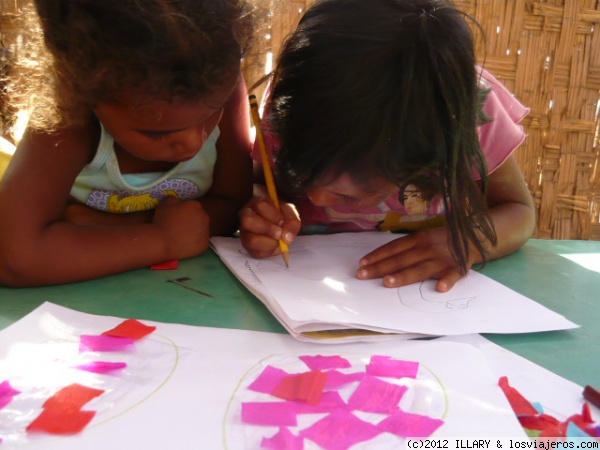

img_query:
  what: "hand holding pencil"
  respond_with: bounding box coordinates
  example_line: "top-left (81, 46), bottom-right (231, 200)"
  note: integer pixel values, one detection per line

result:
top-left (248, 95), bottom-right (291, 267)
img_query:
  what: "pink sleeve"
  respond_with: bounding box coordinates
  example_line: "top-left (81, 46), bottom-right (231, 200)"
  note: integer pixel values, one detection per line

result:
top-left (476, 67), bottom-right (530, 174)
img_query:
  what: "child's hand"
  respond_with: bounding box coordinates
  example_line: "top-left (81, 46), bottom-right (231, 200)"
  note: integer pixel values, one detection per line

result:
top-left (356, 227), bottom-right (477, 292)
top-left (153, 196), bottom-right (211, 259)
top-left (239, 196), bottom-right (301, 259)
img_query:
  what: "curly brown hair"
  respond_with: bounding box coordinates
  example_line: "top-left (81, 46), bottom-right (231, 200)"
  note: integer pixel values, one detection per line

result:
top-left (9, 0), bottom-right (255, 131)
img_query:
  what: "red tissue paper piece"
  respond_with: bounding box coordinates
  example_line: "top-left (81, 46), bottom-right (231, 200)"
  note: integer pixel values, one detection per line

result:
top-left (299, 355), bottom-right (351, 371)
top-left (27, 383), bottom-right (104, 435)
top-left (102, 319), bottom-right (157, 340)
top-left (273, 370), bottom-right (328, 406)
top-left (79, 334), bottom-right (135, 352)
top-left (499, 376), bottom-right (599, 438)
top-left (518, 414), bottom-right (561, 431)
top-left (150, 259), bottom-right (179, 270)
top-left (498, 376), bottom-right (538, 416)
top-left (0, 380), bottom-right (21, 410)
top-left (300, 409), bottom-right (382, 450)
top-left (367, 355), bottom-right (419, 379)
top-left (42, 383), bottom-right (104, 411)
top-left (261, 427), bottom-right (304, 450)
top-left (27, 408), bottom-right (96, 435)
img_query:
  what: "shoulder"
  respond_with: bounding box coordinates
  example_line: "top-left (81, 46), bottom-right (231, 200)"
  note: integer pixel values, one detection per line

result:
top-left (477, 67), bottom-right (530, 174)
top-left (17, 120), bottom-right (100, 169)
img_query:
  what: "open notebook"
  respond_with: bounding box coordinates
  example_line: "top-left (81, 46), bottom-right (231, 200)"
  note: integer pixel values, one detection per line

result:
top-left (210, 232), bottom-right (578, 343)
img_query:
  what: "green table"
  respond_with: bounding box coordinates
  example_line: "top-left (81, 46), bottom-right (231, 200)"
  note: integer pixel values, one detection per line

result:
top-left (1, 239), bottom-right (598, 387)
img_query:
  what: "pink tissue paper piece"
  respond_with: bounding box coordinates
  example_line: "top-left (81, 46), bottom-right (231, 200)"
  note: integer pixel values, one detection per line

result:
top-left (294, 391), bottom-right (348, 414)
top-left (241, 402), bottom-right (298, 426)
top-left (0, 380), bottom-right (21, 410)
top-left (300, 409), bottom-right (382, 450)
top-left (247, 365), bottom-right (289, 394)
top-left (299, 355), bottom-right (351, 371)
top-left (378, 409), bottom-right (445, 438)
top-left (74, 361), bottom-right (127, 374)
top-left (367, 355), bottom-right (419, 379)
top-left (347, 375), bottom-right (407, 414)
top-left (79, 335), bottom-right (135, 352)
top-left (324, 370), bottom-right (365, 388)
top-left (261, 427), bottom-right (304, 450)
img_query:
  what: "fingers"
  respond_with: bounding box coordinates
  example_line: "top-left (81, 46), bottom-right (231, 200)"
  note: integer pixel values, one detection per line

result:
top-left (239, 198), bottom-right (284, 241)
top-left (239, 197), bottom-right (301, 259)
top-left (358, 235), bottom-right (412, 266)
top-left (356, 229), bottom-right (467, 291)
top-left (279, 203), bottom-right (301, 243)
top-left (434, 269), bottom-right (464, 292)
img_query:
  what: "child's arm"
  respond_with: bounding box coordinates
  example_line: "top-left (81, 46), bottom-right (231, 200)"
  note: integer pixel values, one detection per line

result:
top-left (0, 125), bottom-right (210, 287)
top-left (199, 76), bottom-right (254, 237)
top-left (356, 154), bottom-right (535, 292)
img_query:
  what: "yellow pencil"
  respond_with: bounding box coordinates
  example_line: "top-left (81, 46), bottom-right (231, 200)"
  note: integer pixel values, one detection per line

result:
top-left (249, 95), bottom-right (290, 267)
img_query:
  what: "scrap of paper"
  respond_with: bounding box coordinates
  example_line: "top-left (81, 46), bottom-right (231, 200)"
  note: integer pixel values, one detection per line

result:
top-left (240, 354), bottom-right (444, 449)
top-left (0, 379), bottom-right (21, 410)
top-left (73, 361), bottom-right (128, 374)
top-left (242, 402), bottom-right (298, 426)
top-left (299, 355), bottom-right (351, 370)
top-left (150, 259), bottom-right (179, 270)
top-left (299, 409), bottom-right (382, 450)
top-left (347, 375), bottom-right (408, 414)
top-left (261, 427), bottom-right (303, 450)
top-left (499, 376), bottom-right (599, 438)
top-left (248, 365), bottom-right (289, 394)
top-left (26, 383), bottom-right (104, 435)
top-left (324, 370), bottom-right (365, 388)
top-left (378, 409), bottom-right (445, 438)
top-left (102, 319), bottom-right (157, 340)
top-left (273, 370), bottom-right (328, 406)
top-left (366, 355), bottom-right (419, 379)
top-left (79, 334), bottom-right (135, 352)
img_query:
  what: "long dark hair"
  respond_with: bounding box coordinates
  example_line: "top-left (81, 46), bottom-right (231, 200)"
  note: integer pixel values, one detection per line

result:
top-left (267, 0), bottom-right (496, 273)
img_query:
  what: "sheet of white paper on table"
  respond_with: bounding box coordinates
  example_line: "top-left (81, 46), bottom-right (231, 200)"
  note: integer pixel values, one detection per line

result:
top-left (0, 302), bottom-right (539, 449)
top-left (210, 232), bottom-right (578, 339)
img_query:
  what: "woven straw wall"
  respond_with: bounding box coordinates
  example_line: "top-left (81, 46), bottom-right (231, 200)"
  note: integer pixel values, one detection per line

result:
top-left (246, 0), bottom-right (600, 240)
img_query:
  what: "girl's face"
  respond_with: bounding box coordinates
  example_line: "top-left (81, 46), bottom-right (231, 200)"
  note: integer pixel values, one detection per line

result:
top-left (305, 173), bottom-right (398, 209)
top-left (93, 85), bottom-right (232, 163)
top-left (402, 184), bottom-right (429, 215)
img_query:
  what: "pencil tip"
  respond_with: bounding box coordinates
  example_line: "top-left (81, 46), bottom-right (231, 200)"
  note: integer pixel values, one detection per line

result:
top-left (282, 251), bottom-right (290, 268)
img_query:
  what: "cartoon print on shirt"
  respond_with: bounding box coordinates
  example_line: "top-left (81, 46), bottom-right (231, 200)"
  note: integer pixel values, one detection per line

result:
top-left (85, 178), bottom-right (201, 213)
top-left (378, 177), bottom-right (444, 232)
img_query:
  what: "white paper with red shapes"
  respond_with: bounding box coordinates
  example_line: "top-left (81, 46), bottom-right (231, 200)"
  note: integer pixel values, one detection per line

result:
top-left (0, 302), bottom-right (529, 448)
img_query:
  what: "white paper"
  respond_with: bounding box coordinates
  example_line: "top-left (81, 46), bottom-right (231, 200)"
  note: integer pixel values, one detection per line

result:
top-left (0, 303), bottom-right (532, 449)
top-left (211, 232), bottom-right (578, 342)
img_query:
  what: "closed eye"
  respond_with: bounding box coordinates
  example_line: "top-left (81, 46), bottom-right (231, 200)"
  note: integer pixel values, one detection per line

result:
top-left (143, 131), bottom-right (172, 141)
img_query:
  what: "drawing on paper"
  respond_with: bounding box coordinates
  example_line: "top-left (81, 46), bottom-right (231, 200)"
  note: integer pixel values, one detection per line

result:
top-left (397, 281), bottom-right (476, 313)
